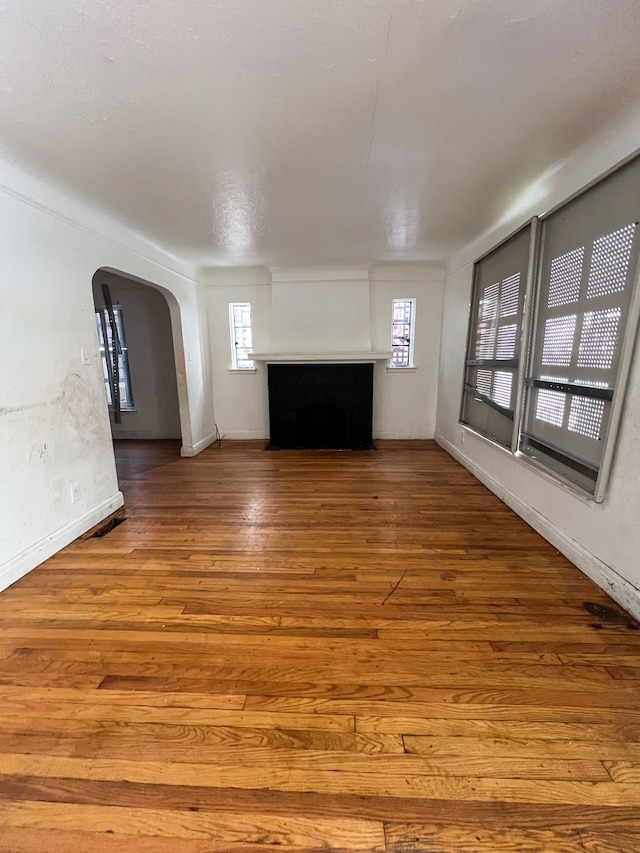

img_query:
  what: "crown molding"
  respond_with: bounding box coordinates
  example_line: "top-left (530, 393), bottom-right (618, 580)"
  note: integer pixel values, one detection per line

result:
top-left (270, 264), bottom-right (371, 284)
top-left (369, 261), bottom-right (445, 282)
top-left (197, 265), bottom-right (272, 287)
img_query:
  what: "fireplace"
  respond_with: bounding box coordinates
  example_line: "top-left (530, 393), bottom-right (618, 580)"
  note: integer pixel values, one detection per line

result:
top-left (266, 363), bottom-right (374, 450)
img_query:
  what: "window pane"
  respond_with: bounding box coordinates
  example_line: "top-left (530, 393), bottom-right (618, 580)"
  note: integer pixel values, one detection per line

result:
top-left (96, 307), bottom-right (134, 410)
top-left (587, 224), bottom-right (636, 299)
top-left (230, 303), bottom-right (254, 368)
top-left (568, 397), bottom-right (605, 440)
top-left (520, 153), bottom-right (640, 495)
top-left (548, 248), bottom-right (584, 307)
top-left (496, 324), bottom-right (517, 359)
top-left (535, 389), bottom-right (566, 427)
top-left (492, 371), bottom-right (513, 409)
top-left (460, 223), bottom-right (532, 448)
top-left (541, 315), bottom-right (577, 367)
top-left (390, 299), bottom-right (415, 367)
top-left (500, 274), bottom-right (520, 316)
top-left (576, 308), bottom-right (621, 370)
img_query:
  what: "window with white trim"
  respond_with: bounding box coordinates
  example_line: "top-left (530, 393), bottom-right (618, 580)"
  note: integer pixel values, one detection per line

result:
top-left (95, 306), bottom-right (134, 410)
top-left (460, 154), bottom-right (640, 500)
top-left (390, 298), bottom-right (416, 367)
top-left (229, 302), bottom-right (254, 369)
top-left (520, 158), bottom-right (640, 496)
top-left (460, 224), bottom-right (531, 447)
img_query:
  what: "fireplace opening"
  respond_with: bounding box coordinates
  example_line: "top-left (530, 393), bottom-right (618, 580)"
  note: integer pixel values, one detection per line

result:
top-left (266, 363), bottom-right (374, 450)
top-left (296, 403), bottom-right (346, 449)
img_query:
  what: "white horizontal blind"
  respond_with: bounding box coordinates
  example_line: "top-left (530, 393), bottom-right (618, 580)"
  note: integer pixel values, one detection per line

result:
top-left (521, 156), bottom-right (640, 495)
top-left (229, 303), bottom-right (254, 369)
top-left (460, 224), bottom-right (532, 447)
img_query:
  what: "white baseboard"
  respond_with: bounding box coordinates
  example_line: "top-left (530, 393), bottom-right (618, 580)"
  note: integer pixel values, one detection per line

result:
top-left (113, 430), bottom-right (181, 440)
top-left (436, 433), bottom-right (640, 623)
top-left (374, 431), bottom-right (435, 440)
top-left (216, 430), bottom-right (268, 440)
top-left (0, 491), bottom-right (125, 594)
top-left (180, 432), bottom-right (218, 456)
top-left (181, 431), bottom-right (269, 455)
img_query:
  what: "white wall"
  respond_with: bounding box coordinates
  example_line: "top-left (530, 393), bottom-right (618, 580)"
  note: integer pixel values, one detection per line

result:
top-left (92, 273), bottom-right (181, 440)
top-left (0, 163), bottom-right (214, 592)
top-left (436, 107), bottom-right (640, 620)
top-left (199, 262), bottom-right (444, 440)
top-left (370, 263), bottom-right (444, 439)
top-left (202, 268), bottom-right (272, 440)
top-left (270, 266), bottom-right (373, 354)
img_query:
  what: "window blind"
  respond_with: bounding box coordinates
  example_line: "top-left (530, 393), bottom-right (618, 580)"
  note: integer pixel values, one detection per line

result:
top-left (460, 223), bottom-right (533, 447)
top-left (520, 156), bottom-right (640, 494)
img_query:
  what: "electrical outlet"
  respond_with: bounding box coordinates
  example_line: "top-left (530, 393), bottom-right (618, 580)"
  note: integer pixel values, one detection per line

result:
top-left (80, 347), bottom-right (91, 365)
top-left (70, 484), bottom-right (81, 504)
top-left (460, 430), bottom-right (465, 444)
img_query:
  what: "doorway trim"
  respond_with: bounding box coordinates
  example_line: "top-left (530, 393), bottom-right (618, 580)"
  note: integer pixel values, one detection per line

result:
top-left (94, 266), bottom-right (193, 453)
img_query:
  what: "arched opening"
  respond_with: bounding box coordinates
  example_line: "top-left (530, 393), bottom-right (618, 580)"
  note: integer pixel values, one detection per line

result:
top-left (92, 269), bottom-right (186, 450)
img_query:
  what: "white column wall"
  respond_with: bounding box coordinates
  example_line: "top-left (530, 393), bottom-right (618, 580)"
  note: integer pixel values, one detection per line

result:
top-left (370, 264), bottom-right (444, 439)
top-left (0, 165), bottom-right (214, 591)
top-left (201, 269), bottom-right (272, 439)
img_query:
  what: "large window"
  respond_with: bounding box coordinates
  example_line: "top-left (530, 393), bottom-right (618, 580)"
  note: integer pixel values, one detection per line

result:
top-left (520, 157), bottom-right (640, 497)
top-left (461, 155), bottom-right (640, 500)
top-left (460, 224), bottom-right (532, 448)
top-left (390, 298), bottom-right (416, 367)
top-left (229, 302), bottom-right (254, 369)
top-left (95, 306), bottom-right (134, 410)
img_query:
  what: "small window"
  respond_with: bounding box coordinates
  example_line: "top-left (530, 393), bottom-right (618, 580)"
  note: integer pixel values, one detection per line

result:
top-left (229, 303), bottom-right (255, 369)
top-left (390, 298), bottom-right (416, 367)
top-left (95, 306), bottom-right (134, 410)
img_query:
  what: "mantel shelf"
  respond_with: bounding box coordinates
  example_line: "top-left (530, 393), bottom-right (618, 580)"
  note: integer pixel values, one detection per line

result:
top-left (250, 352), bottom-right (392, 363)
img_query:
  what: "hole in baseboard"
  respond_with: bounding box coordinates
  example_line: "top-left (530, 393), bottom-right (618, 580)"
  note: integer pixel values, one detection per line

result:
top-left (93, 515), bottom-right (127, 538)
top-left (80, 508), bottom-right (128, 541)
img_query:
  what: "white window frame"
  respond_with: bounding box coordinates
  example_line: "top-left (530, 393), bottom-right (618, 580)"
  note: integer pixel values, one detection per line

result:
top-left (229, 302), bottom-right (255, 370)
top-left (95, 305), bottom-right (135, 411)
top-left (389, 298), bottom-right (416, 368)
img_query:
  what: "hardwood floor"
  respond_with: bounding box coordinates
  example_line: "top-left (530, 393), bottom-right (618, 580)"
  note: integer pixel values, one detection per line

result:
top-left (1, 439), bottom-right (639, 852)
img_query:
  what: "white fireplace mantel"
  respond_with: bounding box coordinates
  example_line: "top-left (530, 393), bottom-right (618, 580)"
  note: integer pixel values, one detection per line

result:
top-left (250, 351), bottom-right (392, 364)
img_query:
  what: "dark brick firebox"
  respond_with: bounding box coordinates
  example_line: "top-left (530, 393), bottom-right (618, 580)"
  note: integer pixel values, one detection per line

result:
top-left (266, 363), bottom-right (374, 450)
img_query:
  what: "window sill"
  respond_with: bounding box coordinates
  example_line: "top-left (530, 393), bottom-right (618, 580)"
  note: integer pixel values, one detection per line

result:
top-left (228, 368), bottom-right (257, 374)
top-left (386, 366), bottom-right (417, 373)
top-left (458, 422), bottom-right (598, 505)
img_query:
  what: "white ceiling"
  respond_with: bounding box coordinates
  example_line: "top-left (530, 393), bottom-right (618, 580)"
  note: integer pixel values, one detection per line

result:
top-left (1, 0), bottom-right (640, 268)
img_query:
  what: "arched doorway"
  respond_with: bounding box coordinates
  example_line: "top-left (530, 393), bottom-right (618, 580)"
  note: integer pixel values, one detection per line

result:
top-left (92, 269), bottom-right (185, 446)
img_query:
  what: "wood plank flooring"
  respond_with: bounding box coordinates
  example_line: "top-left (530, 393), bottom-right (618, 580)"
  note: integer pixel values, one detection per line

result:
top-left (1, 439), bottom-right (639, 852)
